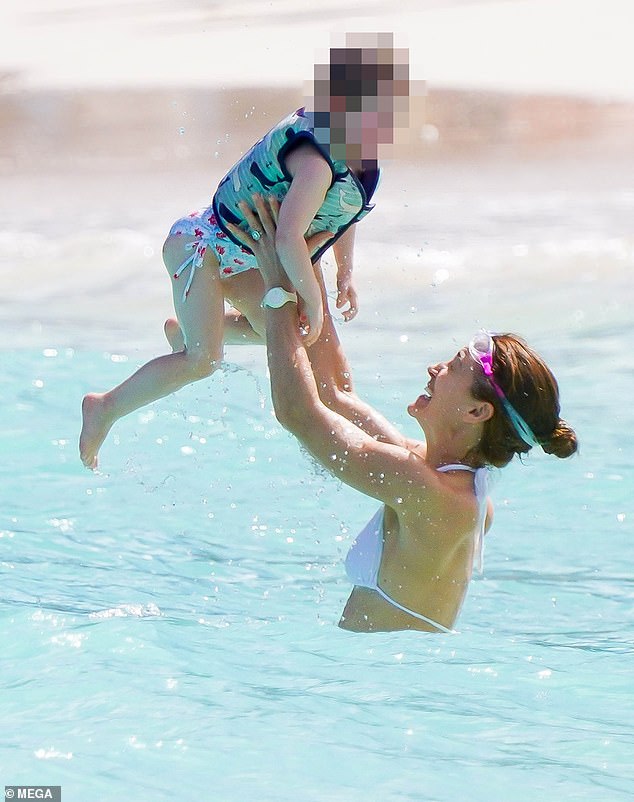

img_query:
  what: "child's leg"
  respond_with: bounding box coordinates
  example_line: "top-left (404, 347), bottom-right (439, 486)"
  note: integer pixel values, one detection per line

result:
top-left (80, 235), bottom-right (225, 468)
top-left (221, 308), bottom-right (264, 344)
top-left (305, 262), bottom-right (354, 398)
top-left (305, 263), bottom-right (404, 442)
top-left (164, 305), bottom-right (263, 351)
top-left (221, 268), bottom-right (267, 340)
top-left (164, 318), bottom-right (185, 351)
top-left (163, 266), bottom-right (268, 350)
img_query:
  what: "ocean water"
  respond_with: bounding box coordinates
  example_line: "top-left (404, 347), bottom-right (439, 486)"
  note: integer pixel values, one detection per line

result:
top-left (3, 0), bottom-right (634, 794)
top-left (2, 156), bottom-right (634, 802)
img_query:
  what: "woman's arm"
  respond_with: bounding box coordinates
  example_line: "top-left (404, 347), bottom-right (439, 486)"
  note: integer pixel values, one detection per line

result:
top-left (266, 291), bottom-right (421, 505)
top-left (229, 197), bottom-right (432, 505)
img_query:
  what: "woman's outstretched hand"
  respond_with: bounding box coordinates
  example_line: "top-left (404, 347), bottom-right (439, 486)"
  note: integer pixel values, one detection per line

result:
top-left (226, 195), bottom-right (331, 346)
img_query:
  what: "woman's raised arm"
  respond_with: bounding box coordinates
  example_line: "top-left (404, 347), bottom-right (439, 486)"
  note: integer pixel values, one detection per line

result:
top-left (226, 196), bottom-right (431, 506)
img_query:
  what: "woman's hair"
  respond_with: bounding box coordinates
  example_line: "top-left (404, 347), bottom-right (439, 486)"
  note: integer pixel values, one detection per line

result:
top-left (470, 333), bottom-right (578, 468)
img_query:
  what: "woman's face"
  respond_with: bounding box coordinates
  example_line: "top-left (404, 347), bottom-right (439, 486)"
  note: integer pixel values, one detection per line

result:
top-left (408, 346), bottom-right (481, 428)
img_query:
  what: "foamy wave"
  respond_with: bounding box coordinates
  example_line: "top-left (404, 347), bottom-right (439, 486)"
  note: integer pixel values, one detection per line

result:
top-left (89, 603), bottom-right (162, 619)
top-left (34, 747), bottom-right (73, 760)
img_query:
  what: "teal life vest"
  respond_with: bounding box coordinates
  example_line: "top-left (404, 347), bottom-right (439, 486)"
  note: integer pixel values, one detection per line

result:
top-left (212, 108), bottom-right (379, 262)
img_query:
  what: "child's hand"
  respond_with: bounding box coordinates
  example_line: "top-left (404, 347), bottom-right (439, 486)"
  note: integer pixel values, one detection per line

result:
top-left (336, 274), bottom-right (359, 322)
top-left (299, 297), bottom-right (325, 348)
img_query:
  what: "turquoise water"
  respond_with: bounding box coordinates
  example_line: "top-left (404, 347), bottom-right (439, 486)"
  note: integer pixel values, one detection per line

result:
top-left (2, 326), bottom-right (633, 801)
top-left (2, 168), bottom-right (634, 800)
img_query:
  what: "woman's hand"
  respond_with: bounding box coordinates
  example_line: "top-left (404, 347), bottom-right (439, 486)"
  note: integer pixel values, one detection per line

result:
top-left (226, 196), bottom-right (285, 286)
top-left (226, 195), bottom-right (331, 346)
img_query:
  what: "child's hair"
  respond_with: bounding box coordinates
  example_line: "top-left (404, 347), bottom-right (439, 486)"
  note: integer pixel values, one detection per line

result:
top-left (328, 38), bottom-right (405, 99)
top-left (310, 32), bottom-right (416, 161)
top-left (470, 333), bottom-right (578, 468)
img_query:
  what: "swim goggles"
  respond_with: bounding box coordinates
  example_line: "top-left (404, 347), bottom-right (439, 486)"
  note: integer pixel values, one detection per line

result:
top-left (468, 330), bottom-right (539, 448)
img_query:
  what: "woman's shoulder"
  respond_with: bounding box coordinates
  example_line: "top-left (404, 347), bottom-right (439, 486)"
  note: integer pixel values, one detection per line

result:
top-left (389, 449), bottom-right (483, 520)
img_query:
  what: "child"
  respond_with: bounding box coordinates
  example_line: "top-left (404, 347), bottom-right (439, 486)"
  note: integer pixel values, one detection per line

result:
top-left (80, 32), bottom-right (410, 469)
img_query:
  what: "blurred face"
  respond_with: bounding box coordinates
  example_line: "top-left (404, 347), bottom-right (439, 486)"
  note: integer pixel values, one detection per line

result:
top-left (311, 33), bottom-right (411, 163)
top-left (408, 347), bottom-right (481, 428)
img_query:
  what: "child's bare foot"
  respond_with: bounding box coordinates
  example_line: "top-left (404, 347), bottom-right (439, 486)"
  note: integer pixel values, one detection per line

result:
top-left (164, 318), bottom-right (185, 352)
top-left (80, 393), bottom-right (114, 469)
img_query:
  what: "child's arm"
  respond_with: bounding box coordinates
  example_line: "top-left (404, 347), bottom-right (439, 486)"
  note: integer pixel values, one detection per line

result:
top-left (275, 146), bottom-right (332, 347)
top-left (331, 225), bottom-right (359, 322)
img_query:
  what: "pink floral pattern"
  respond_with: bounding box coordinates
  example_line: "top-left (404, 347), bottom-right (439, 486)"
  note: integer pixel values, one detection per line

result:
top-left (167, 207), bottom-right (258, 282)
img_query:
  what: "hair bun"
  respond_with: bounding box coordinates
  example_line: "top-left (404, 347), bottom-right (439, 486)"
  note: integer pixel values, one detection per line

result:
top-left (541, 419), bottom-right (578, 459)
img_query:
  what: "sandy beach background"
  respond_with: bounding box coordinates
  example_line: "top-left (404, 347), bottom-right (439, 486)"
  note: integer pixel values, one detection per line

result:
top-left (1, 0), bottom-right (633, 351)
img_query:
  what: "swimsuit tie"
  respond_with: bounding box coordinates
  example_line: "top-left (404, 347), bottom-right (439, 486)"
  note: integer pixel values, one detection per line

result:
top-left (173, 240), bottom-right (206, 301)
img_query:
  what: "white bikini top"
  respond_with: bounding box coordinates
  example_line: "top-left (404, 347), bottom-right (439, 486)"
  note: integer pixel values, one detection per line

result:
top-left (344, 464), bottom-right (489, 632)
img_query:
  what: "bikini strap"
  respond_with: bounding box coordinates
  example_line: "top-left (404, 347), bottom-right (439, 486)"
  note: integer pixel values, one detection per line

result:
top-left (437, 464), bottom-right (489, 573)
top-left (436, 463), bottom-right (476, 473)
top-left (374, 586), bottom-right (454, 633)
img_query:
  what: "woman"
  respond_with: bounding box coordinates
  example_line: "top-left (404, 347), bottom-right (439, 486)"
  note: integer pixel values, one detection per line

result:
top-left (229, 196), bottom-right (578, 634)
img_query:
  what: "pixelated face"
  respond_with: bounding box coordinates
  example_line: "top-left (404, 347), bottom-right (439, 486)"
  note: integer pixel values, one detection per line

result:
top-left (309, 32), bottom-right (417, 163)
